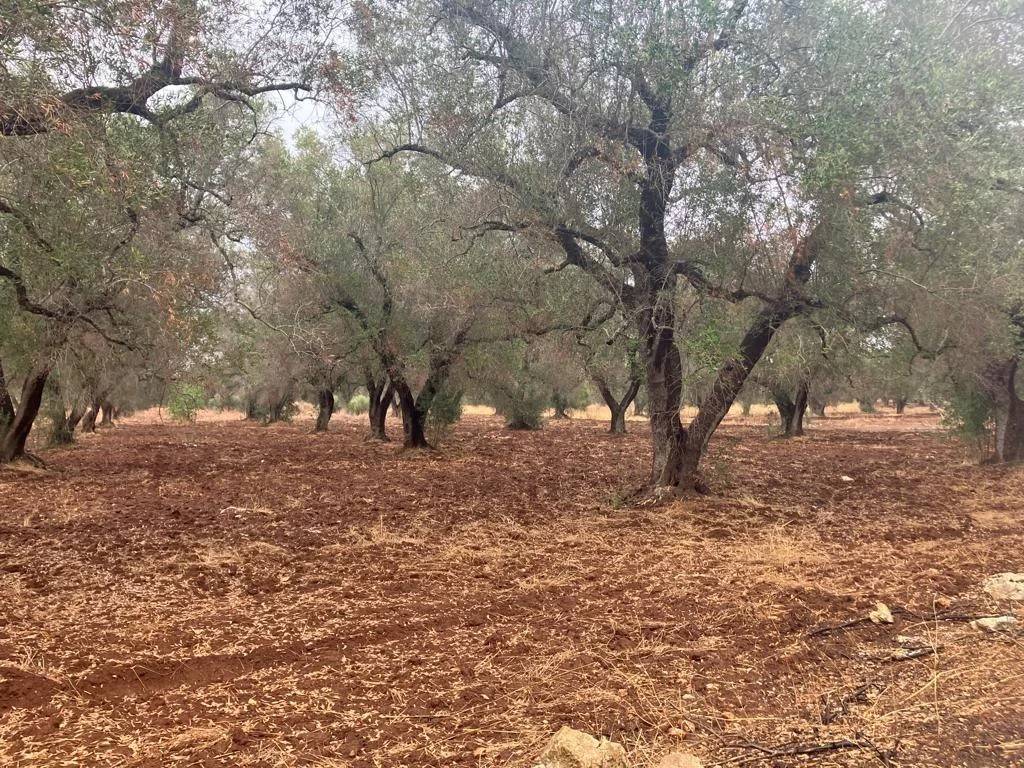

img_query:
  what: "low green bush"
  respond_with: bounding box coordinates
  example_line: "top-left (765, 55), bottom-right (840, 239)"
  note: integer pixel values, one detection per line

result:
top-left (347, 393), bottom-right (371, 415)
top-left (168, 383), bottom-right (206, 423)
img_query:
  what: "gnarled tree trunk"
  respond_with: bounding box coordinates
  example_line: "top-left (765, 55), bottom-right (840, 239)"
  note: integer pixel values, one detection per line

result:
top-left (366, 374), bottom-right (395, 441)
top-left (314, 388), bottom-right (335, 432)
top-left (80, 399), bottom-right (101, 433)
top-left (773, 382), bottom-right (809, 437)
top-left (394, 381), bottom-right (430, 448)
top-left (99, 401), bottom-right (115, 427)
top-left (981, 356), bottom-right (1024, 463)
top-left (0, 365), bottom-right (50, 463)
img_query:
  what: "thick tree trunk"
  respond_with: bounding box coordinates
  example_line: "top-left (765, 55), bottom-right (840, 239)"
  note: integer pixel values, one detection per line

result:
top-left (50, 401), bottom-right (85, 445)
top-left (595, 376), bottom-right (641, 435)
top-left (895, 397), bottom-right (907, 415)
top-left (773, 390), bottom-right (796, 434)
top-left (981, 356), bottom-right (1024, 463)
top-left (67, 403), bottom-right (86, 433)
top-left (80, 399), bottom-right (101, 433)
top-left (366, 375), bottom-right (394, 441)
top-left (0, 366), bottom-right (49, 463)
top-left (669, 307), bottom-right (792, 490)
top-left (395, 382), bottom-right (430, 448)
top-left (775, 381), bottom-right (809, 437)
top-left (99, 401), bottom-right (114, 427)
top-left (809, 396), bottom-right (827, 418)
top-left (52, 402), bottom-right (88, 445)
top-left (314, 389), bottom-right (335, 432)
top-left (0, 360), bottom-right (15, 437)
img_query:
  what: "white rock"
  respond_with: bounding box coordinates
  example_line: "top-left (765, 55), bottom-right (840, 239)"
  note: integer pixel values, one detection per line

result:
top-left (970, 615), bottom-right (1018, 632)
top-left (983, 573), bottom-right (1024, 601)
top-left (656, 753), bottom-right (704, 768)
top-left (869, 602), bottom-right (894, 624)
top-left (536, 726), bottom-right (628, 768)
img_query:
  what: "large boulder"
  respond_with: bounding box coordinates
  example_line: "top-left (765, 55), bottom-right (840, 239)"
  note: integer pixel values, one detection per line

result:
top-left (983, 573), bottom-right (1024, 601)
top-left (535, 726), bottom-right (628, 768)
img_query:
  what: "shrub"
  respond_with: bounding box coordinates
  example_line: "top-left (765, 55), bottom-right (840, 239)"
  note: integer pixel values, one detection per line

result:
top-left (347, 393), bottom-right (370, 415)
top-left (492, 382), bottom-right (548, 430)
top-left (943, 385), bottom-right (992, 453)
top-left (426, 385), bottom-right (463, 444)
top-left (168, 383), bottom-right (206, 423)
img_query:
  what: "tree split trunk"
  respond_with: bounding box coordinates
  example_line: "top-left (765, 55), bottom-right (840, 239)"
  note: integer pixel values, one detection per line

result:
top-left (638, 223), bottom-right (824, 493)
top-left (314, 388), bottom-right (335, 432)
top-left (981, 356), bottom-right (1024, 463)
top-left (0, 365), bottom-right (50, 463)
top-left (895, 397), bottom-right (907, 415)
top-left (595, 376), bottom-right (641, 434)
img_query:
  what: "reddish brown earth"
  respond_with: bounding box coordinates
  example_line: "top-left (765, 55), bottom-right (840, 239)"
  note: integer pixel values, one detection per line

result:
top-left (0, 409), bottom-right (1022, 767)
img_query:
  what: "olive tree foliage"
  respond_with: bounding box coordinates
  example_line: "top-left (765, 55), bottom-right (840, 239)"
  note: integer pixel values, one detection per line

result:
top-left (0, 0), bottom-right (346, 137)
top-left (0, 118), bottom-right (219, 461)
top-left (217, 132), bottom-right (571, 446)
top-left (354, 0), bottom-right (1023, 492)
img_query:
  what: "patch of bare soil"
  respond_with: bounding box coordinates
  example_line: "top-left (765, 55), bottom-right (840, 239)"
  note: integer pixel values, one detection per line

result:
top-left (1, 409), bottom-right (1021, 767)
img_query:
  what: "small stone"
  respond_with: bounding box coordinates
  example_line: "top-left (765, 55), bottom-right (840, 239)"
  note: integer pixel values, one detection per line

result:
top-left (896, 634), bottom-right (927, 647)
top-left (537, 726), bottom-right (627, 768)
top-left (983, 573), bottom-right (1024, 601)
top-left (656, 753), bottom-right (704, 768)
top-left (840, 475), bottom-right (854, 482)
top-left (869, 602), bottom-right (894, 624)
top-left (970, 615), bottom-right (1018, 632)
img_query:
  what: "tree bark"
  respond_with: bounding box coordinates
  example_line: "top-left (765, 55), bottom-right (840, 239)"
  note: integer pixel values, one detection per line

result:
top-left (80, 399), bottom-right (101, 433)
top-left (809, 396), bottom-right (827, 418)
top-left (981, 356), bottom-right (1024, 463)
top-left (595, 376), bottom-right (641, 434)
top-left (366, 374), bottom-right (394, 441)
top-left (314, 388), bottom-right (334, 432)
top-left (394, 380), bottom-right (430, 448)
top-left (65, 403), bottom-right (86, 437)
top-left (773, 389), bottom-right (796, 434)
top-left (99, 400), bottom-right (115, 427)
top-left (895, 397), bottom-right (907, 415)
top-left (49, 401), bottom-right (85, 445)
top-left (791, 381), bottom-right (809, 435)
top-left (0, 359), bottom-right (15, 437)
top-left (0, 366), bottom-right (49, 463)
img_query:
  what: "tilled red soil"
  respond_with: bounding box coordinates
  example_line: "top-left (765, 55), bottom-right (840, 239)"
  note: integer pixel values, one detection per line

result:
top-left (0, 411), bottom-right (1022, 767)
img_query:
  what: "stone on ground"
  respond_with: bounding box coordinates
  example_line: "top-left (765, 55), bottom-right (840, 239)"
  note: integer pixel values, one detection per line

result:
top-left (983, 573), bottom-right (1024, 601)
top-left (970, 615), bottom-right (1018, 632)
top-left (656, 753), bottom-right (704, 768)
top-left (535, 726), bottom-right (628, 768)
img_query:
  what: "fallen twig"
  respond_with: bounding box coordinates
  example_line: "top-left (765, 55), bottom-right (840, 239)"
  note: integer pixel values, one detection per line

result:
top-left (713, 737), bottom-right (896, 766)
